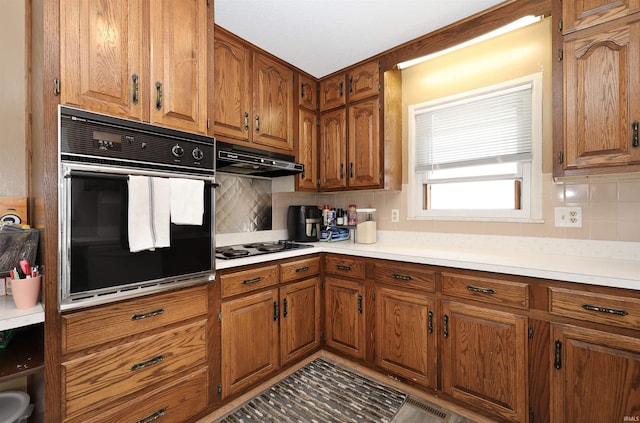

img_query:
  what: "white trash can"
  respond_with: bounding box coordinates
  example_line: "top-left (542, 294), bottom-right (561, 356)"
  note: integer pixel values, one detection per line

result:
top-left (0, 391), bottom-right (33, 423)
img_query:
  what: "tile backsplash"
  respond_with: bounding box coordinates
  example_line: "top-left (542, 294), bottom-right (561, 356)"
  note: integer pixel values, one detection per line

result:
top-left (272, 173), bottom-right (640, 242)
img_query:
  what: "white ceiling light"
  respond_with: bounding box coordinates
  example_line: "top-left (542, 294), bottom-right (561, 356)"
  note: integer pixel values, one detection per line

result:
top-left (397, 15), bottom-right (543, 70)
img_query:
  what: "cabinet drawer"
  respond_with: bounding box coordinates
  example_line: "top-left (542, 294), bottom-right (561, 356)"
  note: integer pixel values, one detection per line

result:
top-left (549, 287), bottom-right (640, 330)
top-left (65, 367), bottom-right (208, 423)
top-left (62, 284), bottom-right (207, 354)
top-left (280, 256), bottom-right (320, 283)
top-left (324, 255), bottom-right (366, 279)
top-left (221, 264), bottom-right (279, 298)
top-left (442, 273), bottom-right (529, 309)
top-left (62, 319), bottom-right (206, 420)
top-left (374, 262), bottom-right (435, 292)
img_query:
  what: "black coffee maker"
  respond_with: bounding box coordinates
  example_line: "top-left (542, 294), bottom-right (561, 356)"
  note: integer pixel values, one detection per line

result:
top-left (287, 205), bottom-right (321, 242)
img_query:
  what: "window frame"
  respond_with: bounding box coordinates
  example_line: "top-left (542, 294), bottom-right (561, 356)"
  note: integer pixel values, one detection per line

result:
top-left (407, 72), bottom-right (543, 222)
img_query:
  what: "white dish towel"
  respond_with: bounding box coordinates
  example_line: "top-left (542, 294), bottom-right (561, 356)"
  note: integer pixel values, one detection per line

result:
top-left (127, 176), bottom-right (171, 252)
top-left (170, 178), bottom-right (205, 225)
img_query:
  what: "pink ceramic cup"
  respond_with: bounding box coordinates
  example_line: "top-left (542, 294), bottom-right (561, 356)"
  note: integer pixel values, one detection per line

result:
top-left (11, 276), bottom-right (41, 309)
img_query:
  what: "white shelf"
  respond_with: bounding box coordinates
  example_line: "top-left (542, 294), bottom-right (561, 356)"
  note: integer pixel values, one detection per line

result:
top-left (0, 296), bottom-right (44, 331)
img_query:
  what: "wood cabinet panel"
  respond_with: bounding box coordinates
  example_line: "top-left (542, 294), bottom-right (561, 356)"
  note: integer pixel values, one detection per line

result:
top-left (319, 73), bottom-right (346, 111)
top-left (220, 264), bottom-right (279, 298)
top-left (319, 108), bottom-right (347, 190)
top-left (441, 272), bottom-right (529, 309)
top-left (375, 287), bottom-right (436, 387)
top-left (441, 301), bottom-right (528, 422)
top-left (348, 98), bottom-right (381, 188)
top-left (374, 262), bottom-right (436, 292)
top-left (297, 107), bottom-right (319, 191)
top-left (62, 284), bottom-right (207, 354)
top-left (280, 277), bottom-right (321, 365)
top-left (62, 319), bottom-right (206, 420)
top-left (280, 256), bottom-right (320, 283)
top-left (299, 73), bottom-right (317, 111)
top-left (563, 0), bottom-right (640, 32)
top-left (551, 324), bottom-right (640, 422)
top-left (347, 61), bottom-right (379, 103)
top-left (221, 288), bottom-right (279, 399)
top-left (324, 255), bottom-right (366, 279)
top-left (324, 277), bottom-right (366, 359)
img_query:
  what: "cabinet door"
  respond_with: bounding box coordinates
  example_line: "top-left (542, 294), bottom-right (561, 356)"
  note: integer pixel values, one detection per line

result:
top-left (375, 287), bottom-right (436, 388)
top-left (297, 107), bottom-right (319, 191)
top-left (324, 277), bottom-right (365, 359)
top-left (253, 53), bottom-right (294, 151)
top-left (563, 0), bottom-right (640, 33)
top-left (221, 289), bottom-right (279, 399)
top-left (348, 98), bottom-right (381, 188)
top-left (563, 21), bottom-right (640, 170)
top-left (319, 108), bottom-right (348, 190)
top-left (551, 324), bottom-right (640, 422)
top-left (348, 61), bottom-right (379, 103)
top-left (213, 32), bottom-right (252, 143)
top-left (60, 0), bottom-right (144, 120)
top-left (299, 73), bottom-right (317, 111)
top-left (280, 278), bottom-right (321, 366)
top-left (319, 74), bottom-right (346, 111)
top-left (149, 0), bottom-right (208, 134)
top-left (441, 301), bottom-right (528, 423)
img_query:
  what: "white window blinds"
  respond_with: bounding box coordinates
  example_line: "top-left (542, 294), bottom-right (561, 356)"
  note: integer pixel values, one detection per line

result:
top-left (415, 82), bottom-right (533, 171)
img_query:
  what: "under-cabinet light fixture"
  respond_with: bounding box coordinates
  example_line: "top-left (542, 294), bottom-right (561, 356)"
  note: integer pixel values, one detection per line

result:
top-left (396, 15), bottom-right (543, 70)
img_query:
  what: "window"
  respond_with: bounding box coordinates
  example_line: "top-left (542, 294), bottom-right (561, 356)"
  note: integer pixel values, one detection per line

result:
top-left (408, 73), bottom-right (542, 221)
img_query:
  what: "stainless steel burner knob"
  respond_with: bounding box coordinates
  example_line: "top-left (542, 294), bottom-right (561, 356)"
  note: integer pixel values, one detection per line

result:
top-left (171, 144), bottom-right (185, 158)
top-left (192, 147), bottom-right (204, 161)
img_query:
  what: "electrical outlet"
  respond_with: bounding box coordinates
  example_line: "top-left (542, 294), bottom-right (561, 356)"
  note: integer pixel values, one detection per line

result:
top-left (391, 209), bottom-right (400, 223)
top-left (554, 207), bottom-right (582, 227)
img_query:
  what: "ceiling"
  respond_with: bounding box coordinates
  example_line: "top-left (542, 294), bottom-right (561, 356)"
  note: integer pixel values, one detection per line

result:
top-left (214, 0), bottom-right (506, 78)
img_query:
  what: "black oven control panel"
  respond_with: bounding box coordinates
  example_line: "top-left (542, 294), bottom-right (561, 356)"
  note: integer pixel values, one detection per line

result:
top-left (59, 106), bottom-right (215, 175)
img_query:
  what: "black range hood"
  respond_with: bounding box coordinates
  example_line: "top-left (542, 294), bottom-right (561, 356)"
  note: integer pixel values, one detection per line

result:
top-left (215, 141), bottom-right (304, 177)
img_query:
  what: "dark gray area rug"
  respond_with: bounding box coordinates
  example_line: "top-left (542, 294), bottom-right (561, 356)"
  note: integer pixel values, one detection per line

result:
top-left (215, 358), bottom-right (407, 423)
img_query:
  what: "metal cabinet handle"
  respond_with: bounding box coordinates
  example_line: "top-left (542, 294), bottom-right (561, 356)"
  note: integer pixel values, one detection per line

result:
top-left (283, 298), bottom-right (288, 318)
top-left (131, 308), bottom-right (164, 321)
top-left (358, 294), bottom-right (363, 314)
top-left (243, 112), bottom-right (249, 131)
top-left (427, 310), bottom-right (433, 334)
top-left (554, 340), bottom-right (562, 369)
top-left (582, 303), bottom-right (628, 316)
top-left (131, 355), bottom-right (164, 371)
top-left (392, 273), bottom-right (413, 281)
top-left (273, 301), bottom-right (279, 321)
top-left (132, 74), bottom-right (139, 105)
top-left (136, 408), bottom-right (166, 423)
top-left (339, 81), bottom-right (344, 97)
top-left (336, 264), bottom-right (352, 271)
top-left (255, 115), bottom-right (260, 132)
top-left (443, 314), bottom-right (449, 338)
top-left (155, 82), bottom-right (162, 110)
top-left (340, 163), bottom-right (344, 179)
top-left (242, 276), bottom-right (262, 285)
top-left (466, 285), bottom-right (496, 295)
top-left (295, 266), bottom-right (310, 273)
top-left (632, 121), bottom-right (639, 148)
top-left (301, 82), bottom-right (306, 99)
top-left (349, 162), bottom-right (354, 178)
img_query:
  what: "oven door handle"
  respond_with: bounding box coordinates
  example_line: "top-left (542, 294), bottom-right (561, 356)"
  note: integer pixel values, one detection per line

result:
top-left (65, 169), bottom-right (216, 185)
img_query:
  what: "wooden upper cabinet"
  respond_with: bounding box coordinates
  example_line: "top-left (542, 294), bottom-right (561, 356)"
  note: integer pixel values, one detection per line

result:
top-left (348, 98), bottom-right (381, 188)
top-left (319, 108), bottom-right (347, 190)
top-left (60, 0), bottom-right (144, 121)
top-left (348, 61), bottom-right (380, 103)
top-left (253, 53), bottom-right (295, 151)
top-left (562, 0), bottom-right (640, 33)
top-left (562, 20), bottom-right (640, 171)
top-left (60, 0), bottom-right (209, 134)
top-left (299, 73), bottom-right (317, 111)
top-left (213, 31), bottom-right (251, 143)
top-left (149, 0), bottom-right (208, 134)
top-left (319, 74), bottom-right (346, 111)
top-left (297, 107), bottom-right (319, 191)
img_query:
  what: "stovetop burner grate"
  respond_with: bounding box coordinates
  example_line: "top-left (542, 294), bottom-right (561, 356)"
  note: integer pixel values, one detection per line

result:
top-left (215, 240), bottom-right (313, 260)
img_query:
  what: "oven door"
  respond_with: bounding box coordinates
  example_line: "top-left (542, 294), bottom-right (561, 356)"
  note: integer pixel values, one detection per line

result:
top-left (59, 162), bottom-right (214, 310)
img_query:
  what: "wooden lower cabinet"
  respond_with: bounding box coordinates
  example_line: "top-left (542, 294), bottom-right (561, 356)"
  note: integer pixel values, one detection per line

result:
top-left (280, 277), bottom-right (321, 366)
top-left (551, 324), bottom-right (640, 422)
top-left (324, 277), bottom-right (366, 359)
top-left (375, 286), bottom-right (436, 387)
top-left (221, 288), bottom-right (280, 399)
top-left (441, 301), bottom-right (528, 423)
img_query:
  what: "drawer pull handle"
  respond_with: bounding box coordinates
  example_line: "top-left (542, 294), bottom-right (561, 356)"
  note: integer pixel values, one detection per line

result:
top-left (466, 285), bottom-right (496, 295)
top-left (582, 303), bottom-right (628, 316)
top-left (273, 301), bottom-right (279, 321)
top-left (131, 355), bottom-right (164, 371)
top-left (243, 276), bottom-right (263, 284)
top-left (427, 310), bottom-right (433, 334)
top-left (136, 408), bottom-right (166, 423)
top-left (131, 308), bottom-right (164, 321)
top-left (392, 273), bottom-right (413, 281)
top-left (443, 314), bottom-right (449, 338)
top-left (554, 340), bottom-right (562, 369)
top-left (295, 266), bottom-right (310, 273)
top-left (358, 294), bottom-right (363, 314)
top-left (336, 264), bottom-right (352, 271)
top-left (283, 298), bottom-right (288, 317)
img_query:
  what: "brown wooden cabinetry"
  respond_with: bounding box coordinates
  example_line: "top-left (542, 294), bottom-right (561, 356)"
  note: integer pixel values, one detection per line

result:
top-left (60, 285), bottom-right (208, 422)
top-left (60, 0), bottom-right (209, 134)
top-left (297, 100), bottom-right (319, 191)
top-left (213, 28), bottom-right (294, 153)
top-left (280, 277), bottom-right (321, 365)
top-left (348, 98), bottom-right (381, 188)
top-left (299, 73), bottom-right (318, 112)
top-left (562, 0), bottom-right (640, 33)
top-left (319, 108), bottom-right (348, 189)
top-left (319, 73), bottom-right (346, 111)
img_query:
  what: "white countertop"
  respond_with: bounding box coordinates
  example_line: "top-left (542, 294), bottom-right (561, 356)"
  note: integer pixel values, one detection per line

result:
top-left (0, 296), bottom-right (44, 331)
top-left (217, 231), bottom-right (640, 291)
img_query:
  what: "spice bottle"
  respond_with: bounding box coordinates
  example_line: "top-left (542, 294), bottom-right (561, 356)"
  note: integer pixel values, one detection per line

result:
top-left (347, 204), bottom-right (357, 225)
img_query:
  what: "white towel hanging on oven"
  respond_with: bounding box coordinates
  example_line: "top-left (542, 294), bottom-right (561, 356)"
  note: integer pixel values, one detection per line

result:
top-left (128, 176), bottom-right (171, 252)
top-left (170, 178), bottom-right (204, 225)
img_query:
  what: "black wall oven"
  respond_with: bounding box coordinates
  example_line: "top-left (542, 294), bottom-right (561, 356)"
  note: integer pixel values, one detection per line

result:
top-left (58, 106), bottom-right (215, 310)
